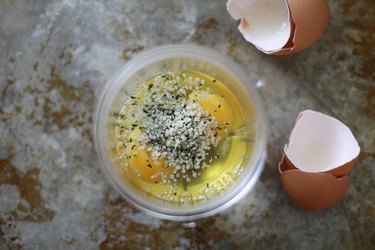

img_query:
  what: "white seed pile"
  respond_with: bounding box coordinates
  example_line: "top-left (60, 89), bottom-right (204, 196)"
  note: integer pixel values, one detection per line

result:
top-left (123, 72), bottom-right (223, 183)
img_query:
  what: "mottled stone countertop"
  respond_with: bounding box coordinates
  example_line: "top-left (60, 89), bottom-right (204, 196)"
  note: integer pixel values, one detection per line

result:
top-left (0, 0), bottom-right (374, 249)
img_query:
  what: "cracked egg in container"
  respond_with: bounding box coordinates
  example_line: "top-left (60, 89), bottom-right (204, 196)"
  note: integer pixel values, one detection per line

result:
top-left (94, 44), bottom-right (268, 221)
top-left (226, 0), bottom-right (330, 54)
top-left (279, 110), bottom-right (360, 210)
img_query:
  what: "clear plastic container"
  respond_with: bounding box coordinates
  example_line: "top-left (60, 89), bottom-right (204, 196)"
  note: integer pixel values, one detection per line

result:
top-left (94, 44), bottom-right (267, 221)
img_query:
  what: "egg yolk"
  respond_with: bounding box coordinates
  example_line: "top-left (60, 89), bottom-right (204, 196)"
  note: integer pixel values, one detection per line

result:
top-left (189, 91), bottom-right (234, 138)
top-left (128, 145), bottom-right (174, 183)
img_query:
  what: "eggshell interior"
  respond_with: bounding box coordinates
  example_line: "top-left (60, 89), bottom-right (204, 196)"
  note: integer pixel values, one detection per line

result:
top-left (226, 0), bottom-right (291, 52)
top-left (279, 157), bottom-right (351, 210)
top-left (285, 110), bottom-right (360, 173)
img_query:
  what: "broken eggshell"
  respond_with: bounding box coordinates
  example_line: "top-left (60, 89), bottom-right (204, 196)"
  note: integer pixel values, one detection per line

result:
top-left (279, 155), bottom-right (352, 210)
top-left (285, 110), bottom-right (360, 177)
top-left (279, 110), bottom-right (360, 210)
top-left (226, 0), bottom-right (330, 55)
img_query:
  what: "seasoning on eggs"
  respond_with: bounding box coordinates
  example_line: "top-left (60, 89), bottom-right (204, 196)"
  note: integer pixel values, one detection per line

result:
top-left (115, 72), bottom-right (234, 185)
top-left (226, 0), bottom-right (330, 55)
top-left (279, 110), bottom-right (360, 210)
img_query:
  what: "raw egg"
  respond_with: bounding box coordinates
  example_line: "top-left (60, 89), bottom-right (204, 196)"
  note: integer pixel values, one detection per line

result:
top-left (226, 0), bottom-right (330, 55)
top-left (128, 145), bottom-right (174, 183)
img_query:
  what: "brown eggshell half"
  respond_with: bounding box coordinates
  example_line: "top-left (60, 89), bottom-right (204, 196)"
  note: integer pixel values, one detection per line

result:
top-left (279, 156), bottom-right (351, 210)
top-left (272, 0), bottom-right (330, 55)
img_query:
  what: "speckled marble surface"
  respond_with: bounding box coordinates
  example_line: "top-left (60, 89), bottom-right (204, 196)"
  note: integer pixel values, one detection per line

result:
top-left (0, 0), bottom-right (374, 249)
